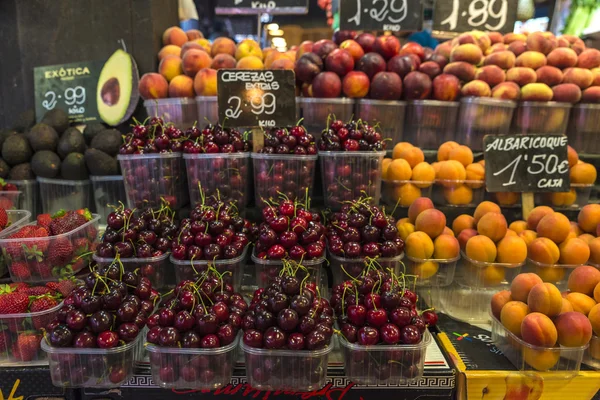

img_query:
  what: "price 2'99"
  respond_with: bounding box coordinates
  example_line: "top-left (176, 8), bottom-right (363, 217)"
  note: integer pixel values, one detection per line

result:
top-left (42, 86), bottom-right (86, 111)
top-left (440, 0), bottom-right (508, 31)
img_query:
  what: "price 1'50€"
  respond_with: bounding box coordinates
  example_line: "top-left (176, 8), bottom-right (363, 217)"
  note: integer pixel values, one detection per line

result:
top-left (493, 153), bottom-right (569, 189)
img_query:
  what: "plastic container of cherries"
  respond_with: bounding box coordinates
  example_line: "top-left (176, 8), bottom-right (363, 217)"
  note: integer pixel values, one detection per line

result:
top-left (251, 249), bottom-right (326, 290)
top-left (93, 253), bottom-right (174, 290)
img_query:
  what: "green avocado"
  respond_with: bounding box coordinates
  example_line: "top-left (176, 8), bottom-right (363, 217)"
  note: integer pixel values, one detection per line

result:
top-left (90, 129), bottom-right (122, 156)
top-left (2, 134), bottom-right (32, 166)
top-left (12, 109), bottom-right (35, 133)
top-left (83, 122), bottom-right (107, 144)
top-left (57, 127), bottom-right (87, 159)
top-left (84, 148), bottom-right (118, 175)
top-left (0, 130), bottom-right (17, 150)
top-left (0, 159), bottom-right (9, 178)
top-left (31, 151), bottom-right (61, 178)
top-left (8, 163), bottom-right (34, 180)
top-left (41, 109), bottom-right (69, 133)
top-left (27, 123), bottom-right (59, 152)
top-left (61, 152), bottom-right (89, 180)
top-left (97, 49), bottom-right (139, 126)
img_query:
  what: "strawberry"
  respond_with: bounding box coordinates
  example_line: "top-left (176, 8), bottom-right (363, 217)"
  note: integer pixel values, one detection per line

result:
top-left (46, 280), bottom-right (75, 297)
top-left (47, 237), bottom-right (73, 266)
top-left (36, 214), bottom-right (52, 230)
top-left (4, 183), bottom-right (17, 191)
top-left (30, 295), bottom-right (58, 329)
top-left (10, 261), bottom-right (31, 281)
top-left (73, 237), bottom-right (89, 257)
top-left (24, 286), bottom-right (53, 296)
top-left (11, 333), bottom-right (41, 362)
top-left (49, 210), bottom-right (89, 236)
top-left (33, 261), bottom-right (52, 279)
top-left (7, 282), bottom-right (28, 292)
top-left (4, 226), bottom-right (36, 259)
top-left (0, 196), bottom-right (13, 210)
top-left (0, 330), bottom-right (10, 352)
top-left (0, 291), bottom-right (29, 314)
top-left (0, 208), bottom-right (7, 229)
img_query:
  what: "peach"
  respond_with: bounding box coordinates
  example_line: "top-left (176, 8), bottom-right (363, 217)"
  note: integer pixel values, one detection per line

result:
top-left (403, 71), bottom-right (432, 100)
top-left (488, 43), bottom-right (507, 53)
top-left (527, 32), bottom-right (557, 55)
top-left (488, 32), bottom-right (504, 44)
top-left (296, 40), bottom-right (314, 59)
top-left (192, 38), bottom-right (211, 53)
top-left (495, 192), bottom-right (521, 206)
top-left (450, 44), bottom-right (483, 64)
top-left (397, 146), bottom-right (424, 168)
top-left (390, 182), bottom-right (421, 207)
top-left (158, 45), bottom-right (181, 60)
top-left (193, 68), bottom-right (217, 96)
top-left (461, 80), bottom-right (491, 97)
top-left (465, 163), bottom-right (485, 188)
top-left (536, 66), bottom-right (564, 87)
top-left (491, 290), bottom-right (512, 320)
top-left (180, 41), bottom-right (206, 58)
top-left (554, 311), bottom-right (593, 346)
top-left (211, 37), bottom-right (236, 57)
top-left (235, 39), bottom-right (262, 60)
top-left (568, 266), bottom-right (600, 296)
top-left (527, 283), bottom-right (563, 317)
top-left (158, 55), bottom-right (183, 82)
top-left (519, 230), bottom-right (538, 246)
top-left (521, 83), bottom-right (553, 102)
top-left (458, 228), bottom-right (478, 251)
top-left (396, 220), bottom-right (415, 241)
top-left (236, 56), bottom-right (264, 70)
top-left (411, 162), bottom-right (435, 187)
top-left (418, 61), bottom-right (442, 79)
top-left (522, 348), bottom-right (560, 371)
top-left (211, 54), bottom-right (236, 70)
top-left (511, 273), bottom-right (544, 302)
top-left (521, 312), bottom-right (558, 346)
top-left (437, 141), bottom-right (460, 161)
top-left (466, 235), bottom-right (497, 262)
top-left (387, 158), bottom-right (412, 181)
top-left (452, 214), bottom-right (475, 235)
top-left (536, 212), bottom-right (571, 244)
top-left (509, 221), bottom-right (527, 234)
top-left (443, 184), bottom-right (473, 205)
top-left (473, 201), bottom-right (501, 224)
top-left (516, 51), bottom-right (547, 70)
top-left (506, 67), bottom-right (537, 87)
top-left (405, 231), bottom-right (434, 259)
top-left (504, 33), bottom-right (527, 44)
top-left (168, 74), bottom-right (194, 98)
top-left (483, 51), bottom-right (516, 69)
top-left (162, 26), bottom-right (187, 47)
top-left (433, 234), bottom-right (460, 259)
top-left (497, 235), bottom-right (528, 264)
top-left (342, 71), bottom-right (370, 98)
top-left (443, 61), bottom-right (477, 82)
top-left (577, 49), bottom-right (600, 69)
top-left (475, 65), bottom-right (505, 87)
top-left (566, 292), bottom-right (597, 315)
top-left (139, 73), bottom-right (169, 100)
top-left (528, 237), bottom-right (560, 265)
top-left (552, 83), bottom-right (582, 103)
top-left (415, 209), bottom-right (446, 239)
top-left (563, 68), bottom-right (594, 89)
top-left (592, 68), bottom-right (600, 86)
top-left (411, 260), bottom-right (439, 279)
top-left (491, 81), bottom-right (521, 101)
top-left (436, 160), bottom-right (466, 185)
top-left (546, 47), bottom-right (578, 69)
top-left (559, 238), bottom-right (590, 265)
top-left (435, 41), bottom-right (453, 58)
top-left (578, 204), bottom-right (600, 233)
top-left (507, 41), bottom-right (527, 57)
top-left (478, 212), bottom-right (508, 243)
top-left (570, 162), bottom-right (597, 184)
top-left (589, 303), bottom-right (600, 334)
top-left (500, 300), bottom-right (529, 336)
top-left (181, 49), bottom-right (212, 77)
top-left (432, 73), bottom-right (461, 101)
top-left (527, 206), bottom-right (554, 230)
top-left (186, 29), bottom-right (203, 40)
top-left (407, 197), bottom-right (434, 223)
top-left (589, 238), bottom-right (600, 264)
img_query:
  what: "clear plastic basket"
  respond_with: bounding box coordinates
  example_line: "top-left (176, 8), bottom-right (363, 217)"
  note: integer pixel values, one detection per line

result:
top-left (356, 99), bottom-right (406, 143)
top-left (535, 184), bottom-right (592, 210)
top-left (241, 337), bottom-right (333, 391)
top-left (93, 252), bottom-right (173, 289)
top-left (0, 214), bottom-right (100, 282)
top-left (0, 210), bottom-right (33, 277)
top-left (339, 329), bottom-right (432, 385)
top-left (490, 312), bottom-right (586, 378)
top-left (251, 248), bottom-right (325, 289)
top-left (184, 153), bottom-right (250, 211)
top-left (0, 300), bottom-right (62, 365)
top-left (42, 331), bottom-right (144, 388)
top-left (171, 245), bottom-right (248, 292)
top-left (8, 179), bottom-right (40, 215)
top-left (118, 153), bottom-right (188, 210)
top-left (404, 100), bottom-right (459, 149)
top-left (583, 335), bottom-right (600, 370)
top-left (144, 98), bottom-right (198, 129)
top-left (320, 151), bottom-right (386, 210)
top-left (195, 96), bottom-right (218, 125)
top-left (568, 104), bottom-right (600, 154)
top-left (147, 333), bottom-right (239, 389)
top-left (457, 98), bottom-right (516, 151)
top-left (329, 251), bottom-right (404, 286)
top-left (0, 191), bottom-right (22, 210)
top-left (90, 175), bottom-right (127, 224)
top-left (299, 98), bottom-right (354, 141)
top-left (252, 153), bottom-right (317, 208)
top-left (523, 258), bottom-right (584, 291)
top-left (405, 254), bottom-right (459, 288)
top-left (37, 178), bottom-right (92, 214)
top-left (433, 179), bottom-right (486, 207)
top-left (381, 179), bottom-right (434, 208)
top-left (512, 101), bottom-right (572, 135)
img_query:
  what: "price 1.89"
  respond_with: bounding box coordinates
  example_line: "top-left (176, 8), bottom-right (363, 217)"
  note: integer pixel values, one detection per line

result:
top-left (433, 0), bottom-right (517, 34)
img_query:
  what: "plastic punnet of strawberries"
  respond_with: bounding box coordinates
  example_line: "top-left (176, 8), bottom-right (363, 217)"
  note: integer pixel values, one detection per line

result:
top-left (0, 179), bottom-right (19, 210)
top-left (1, 209), bottom-right (97, 282)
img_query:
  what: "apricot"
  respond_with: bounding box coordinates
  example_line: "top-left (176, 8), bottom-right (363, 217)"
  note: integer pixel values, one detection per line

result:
top-left (405, 231), bottom-right (434, 259)
top-left (452, 214), bottom-right (475, 236)
top-left (519, 230), bottom-right (537, 246)
top-left (536, 213), bottom-right (571, 244)
top-left (511, 273), bottom-right (544, 302)
top-left (381, 158), bottom-right (392, 179)
top-left (567, 266), bottom-right (600, 296)
top-left (528, 237), bottom-right (560, 265)
top-left (390, 183), bottom-right (421, 207)
top-left (464, 163), bottom-right (485, 189)
top-left (570, 221), bottom-right (584, 236)
top-left (566, 292), bottom-right (597, 315)
top-left (477, 265), bottom-right (506, 285)
top-left (158, 55), bottom-right (183, 82)
top-left (509, 221), bottom-right (527, 234)
top-left (158, 45), bottom-right (181, 60)
top-left (398, 146), bottom-right (425, 168)
top-left (547, 190), bottom-right (577, 207)
top-left (591, 238), bottom-right (600, 265)
top-left (570, 162), bottom-right (597, 184)
top-left (527, 206), bottom-right (554, 230)
top-left (437, 141), bottom-right (460, 161)
top-left (495, 192), bottom-right (520, 206)
top-left (478, 212), bottom-right (508, 243)
top-left (442, 226), bottom-right (455, 237)
top-left (559, 238), bottom-right (590, 265)
top-left (411, 261), bottom-right (439, 279)
top-left (535, 266), bottom-right (566, 283)
top-left (491, 290), bottom-right (512, 320)
top-left (473, 201), bottom-right (501, 224)
top-left (433, 234), bottom-right (460, 259)
top-left (411, 162), bottom-right (435, 188)
top-left (393, 142), bottom-right (414, 160)
top-left (579, 233), bottom-right (596, 245)
top-left (436, 160), bottom-right (466, 186)
top-left (561, 298), bottom-right (574, 313)
top-left (396, 220), bottom-right (415, 241)
top-left (415, 209), bottom-right (446, 239)
top-left (466, 235), bottom-right (497, 262)
top-left (407, 197), bottom-right (434, 224)
top-left (500, 300), bottom-right (529, 337)
top-left (446, 145), bottom-right (473, 167)
top-left (554, 311), bottom-right (593, 347)
top-left (567, 146), bottom-right (579, 167)
top-left (387, 159), bottom-right (412, 181)
top-left (578, 204), bottom-right (600, 233)
top-left (442, 182), bottom-right (471, 204)
top-left (497, 235), bottom-right (528, 264)
top-left (458, 228), bottom-right (478, 251)
top-left (588, 303), bottom-right (600, 335)
top-left (522, 348), bottom-right (560, 371)
top-left (505, 229), bottom-right (517, 237)
top-left (521, 312), bottom-right (558, 346)
top-left (527, 283), bottom-right (563, 317)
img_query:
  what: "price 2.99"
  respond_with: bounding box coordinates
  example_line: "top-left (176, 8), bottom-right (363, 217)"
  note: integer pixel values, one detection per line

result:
top-left (440, 0), bottom-right (508, 31)
top-left (493, 153), bottom-right (569, 189)
top-left (42, 86), bottom-right (86, 111)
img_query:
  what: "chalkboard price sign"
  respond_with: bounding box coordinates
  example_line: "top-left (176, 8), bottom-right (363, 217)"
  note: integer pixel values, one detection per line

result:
top-left (339, 0), bottom-right (423, 32)
top-left (216, 0), bottom-right (308, 14)
top-left (33, 60), bottom-right (105, 124)
top-left (217, 69), bottom-right (296, 128)
top-left (484, 134), bottom-right (570, 193)
top-left (432, 0), bottom-right (518, 34)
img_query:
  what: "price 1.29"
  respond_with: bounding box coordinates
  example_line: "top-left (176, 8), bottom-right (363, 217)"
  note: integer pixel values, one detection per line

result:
top-left (433, 0), bottom-right (517, 34)
top-left (42, 86), bottom-right (86, 112)
top-left (339, 0), bottom-right (421, 31)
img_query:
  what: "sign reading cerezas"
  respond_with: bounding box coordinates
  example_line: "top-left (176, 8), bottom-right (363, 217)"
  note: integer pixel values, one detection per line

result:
top-left (215, 0), bottom-right (308, 14)
top-left (484, 134), bottom-right (570, 193)
top-left (432, 0), bottom-right (518, 34)
top-left (339, 0), bottom-right (423, 32)
top-left (217, 69), bottom-right (296, 128)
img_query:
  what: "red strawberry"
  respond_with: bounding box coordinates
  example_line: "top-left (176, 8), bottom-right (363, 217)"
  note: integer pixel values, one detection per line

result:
top-left (49, 210), bottom-right (89, 235)
top-left (0, 291), bottom-right (29, 314)
top-left (36, 214), bottom-right (52, 230)
top-left (4, 226), bottom-right (36, 259)
top-left (10, 261), bottom-right (31, 281)
top-left (24, 286), bottom-right (53, 296)
top-left (0, 196), bottom-right (13, 210)
top-left (47, 237), bottom-right (73, 266)
top-left (7, 282), bottom-right (29, 292)
top-left (11, 333), bottom-right (41, 362)
top-left (0, 208), bottom-right (7, 229)
top-left (46, 280), bottom-right (75, 297)
top-left (0, 330), bottom-right (10, 353)
top-left (73, 237), bottom-right (89, 256)
top-left (5, 183), bottom-right (17, 191)
top-left (30, 296), bottom-right (59, 329)
top-left (33, 261), bottom-right (52, 279)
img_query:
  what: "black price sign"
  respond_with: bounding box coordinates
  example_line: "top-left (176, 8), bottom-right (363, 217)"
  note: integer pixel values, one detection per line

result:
top-left (217, 69), bottom-right (296, 128)
top-left (432, 0), bottom-right (518, 34)
top-left (484, 134), bottom-right (570, 193)
top-left (216, 0), bottom-right (308, 14)
top-left (339, 0), bottom-right (423, 31)
top-left (34, 60), bottom-right (104, 124)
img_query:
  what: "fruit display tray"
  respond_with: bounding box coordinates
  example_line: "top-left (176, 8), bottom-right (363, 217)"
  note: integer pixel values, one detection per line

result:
top-left (299, 97), bottom-right (354, 141)
top-left (144, 98), bottom-right (197, 129)
top-left (381, 179), bottom-right (434, 208)
top-left (456, 97), bottom-right (516, 151)
top-left (356, 99), bottom-right (406, 144)
top-left (583, 335), bottom-right (600, 370)
top-left (37, 178), bottom-right (92, 214)
top-left (512, 101), bottom-right (572, 135)
top-left (251, 249), bottom-right (325, 289)
top-left (432, 179), bottom-right (486, 208)
top-left (523, 258), bottom-right (585, 291)
top-left (93, 252), bottom-right (173, 289)
top-left (7, 179), bottom-right (39, 215)
top-left (405, 254), bottom-right (459, 288)
top-left (329, 251), bottom-right (404, 286)
top-left (404, 100), bottom-right (459, 150)
top-left (0, 209), bottom-right (32, 277)
top-left (535, 183), bottom-right (593, 210)
top-left (568, 104), bottom-right (600, 154)
top-left (195, 95), bottom-right (218, 126)
top-left (0, 191), bottom-right (22, 211)
top-left (90, 175), bottom-right (127, 224)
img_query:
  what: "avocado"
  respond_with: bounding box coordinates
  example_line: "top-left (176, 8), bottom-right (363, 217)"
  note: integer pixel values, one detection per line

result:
top-left (2, 134), bottom-right (32, 166)
top-left (83, 123), bottom-right (107, 144)
top-left (97, 49), bottom-right (140, 126)
top-left (84, 148), bottom-right (118, 175)
top-left (61, 152), bottom-right (89, 180)
top-left (90, 129), bottom-right (122, 156)
top-left (41, 109), bottom-right (69, 133)
top-left (0, 159), bottom-right (9, 178)
top-left (0, 130), bottom-right (17, 150)
top-left (31, 150), bottom-right (61, 178)
top-left (27, 123), bottom-right (59, 152)
top-left (8, 163), bottom-right (34, 180)
top-left (12, 109), bottom-right (35, 132)
top-left (57, 127), bottom-right (86, 159)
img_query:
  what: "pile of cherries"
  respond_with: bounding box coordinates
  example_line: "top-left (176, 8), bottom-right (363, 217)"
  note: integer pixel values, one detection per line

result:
top-left (182, 124), bottom-right (251, 154)
top-left (255, 198), bottom-right (325, 260)
top-left (258, 125), bottom-right (317, 155)
top-left (120, 117), bottom-right (186, 154)
top-left (318, 119), bottom-right (386, 152)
